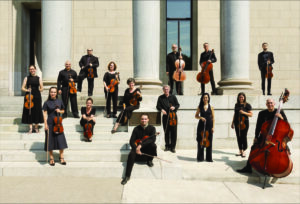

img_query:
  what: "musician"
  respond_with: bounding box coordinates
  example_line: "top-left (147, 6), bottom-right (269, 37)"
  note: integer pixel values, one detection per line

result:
top-left (103, 61), bottom-right (120, 118)
top-left (111, 78), bottom-right (142, 133)
top-left (237, 98), bottom-right (287, 173)
top-left (57, 60), bottom-right (79, 118)
top-left (195, 93), bottom-right (215, 162)
top-left (43, 87), bottom-right (68, 166)
top-left (156, 85), bottom-right (180, 153)
top-left (21, 65), bottom-right (44, 133)
top-left (121, 113), bottom-right (157, 185)
top-left (80, 98), bottom-right (96, 142)
top-left (166, 44), bottom-right (183, 95)
top-left (258, 42), bottom-right (274, 95)
top-left (199, 43), bottom-right (217, 95)
top-left (77, 48), bottom-right (100, 96)
top-left (231, 92), bottom-right (253, 157)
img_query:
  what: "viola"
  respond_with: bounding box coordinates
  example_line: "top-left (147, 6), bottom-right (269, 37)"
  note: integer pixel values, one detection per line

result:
top-left (129, 91), bottom-right (141, 106)
top-left (200, 120), bottom-right (210, 148)
top-left (88, 67), bottom-right (94, 79)
top-left (107, 72), bottom-right (119, 93)
top-left (173, 47), bottom-right (186, 82)
top-left (197, 49), bottom-right (214, 84)
top-left (84, 120), bottom-right (93, 139)
top-left (265, 61), bottom-right (273, 79)
top-left (68, 74), bottom-right (77, 94)
top-left (53, 105), bottom-right (64, 134)
top-left (134, 132), bottom-right (160, 146)
top-left (249, 89), bottom-right (293, 188)
top-left (24, 85), bottom-right (34, 115)
top-left (169, 111), bottom-right (177, 126)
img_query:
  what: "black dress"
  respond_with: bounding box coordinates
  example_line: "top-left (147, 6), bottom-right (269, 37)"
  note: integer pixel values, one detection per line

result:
top-left (80, 107), bottom-right (96, 134)
top-left (21, 75), bottom-right (44, 124)
top-left (103, 72), bottom-right (119, 115)
top-left (43, 99), bottom-right (68, 151)
top-left (233, 103), bottom-right (252, 151)
top-left (116, 88), bottom-right (142, 124)
top-left (196, 104), bottom-right (213, 161)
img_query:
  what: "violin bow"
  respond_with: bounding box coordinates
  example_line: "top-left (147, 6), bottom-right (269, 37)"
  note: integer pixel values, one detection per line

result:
top-left (141, 153), bottom-right (172, 163)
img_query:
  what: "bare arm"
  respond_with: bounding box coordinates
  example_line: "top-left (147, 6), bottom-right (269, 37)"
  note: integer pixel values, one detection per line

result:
top-left (43, 110), bottom-right (48, 130)
top-left (21, 77), bottom-right (28, 92)
top-left (39, 77), bottom-right (44, 92)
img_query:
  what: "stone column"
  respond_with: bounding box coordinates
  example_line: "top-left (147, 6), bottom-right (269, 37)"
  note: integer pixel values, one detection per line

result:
top-left (133, 0), bottom-right (162, 94)
top-left (218, 1), bottom-right (252, 94)
top-left (42, 1), bottom-right (72, 84)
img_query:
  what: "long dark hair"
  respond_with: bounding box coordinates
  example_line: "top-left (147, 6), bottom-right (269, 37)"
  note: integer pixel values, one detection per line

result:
top-left (47, 87), bottom-right (58, 101)
top-left (199, 93), bottom-right (210, 109)
top-left (236, 92), bottom-right (247, 105)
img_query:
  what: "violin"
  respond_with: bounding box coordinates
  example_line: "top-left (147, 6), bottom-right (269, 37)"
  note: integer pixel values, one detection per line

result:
top-left (200, 120), bottom-right (210, 148)
top-left (68, 74), bottom-right (77, 94)
top-left (84, 120), bottom-right (93, 139)
top-left (249, 89), bottom-right (293, 187)
top-left (134, 132), bottom-right (160, 146)
top-left (129, 91), bottom-right (141, 106)
top-left (107, 72), bottom-right (119, 93)
top-left (197, 49), bottom-right (214, 84)
top-left (168, 103), bottom-right (177, 126)
top-left (238, 108), bottom-right (246, 131)
top-left (265, 61), bottom-right (273, 79)
top-left (53, 105), bottom-right (64, 134)
top-left (173, 47), bottom-right (186, 82)
top-left (24, 85), bottom-right (34, 115)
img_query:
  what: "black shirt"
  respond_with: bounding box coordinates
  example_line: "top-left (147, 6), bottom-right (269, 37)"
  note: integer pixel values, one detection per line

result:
top-left (156, 94), bottom-right (180, 114)
top-left (258, 51), bottom-right (274, 71)
top-left (103, 72), bottom-right (120, 87)
top-left (166, 52), bottom-right (180, 73)
top-left (255, 109), bottom-right (287, 139)
top-left (57, 69), bottom-right (78, 90)
top-left (81, 107), bottom-right (96, 117)
top-left (234, 103), bottom-right (252, 124)
top-left (199, 50), bottom-right (217, 65)
top-left (123, 88), bottom-right (142, 107)
top-left (129, 125), bottom-right (156, 150)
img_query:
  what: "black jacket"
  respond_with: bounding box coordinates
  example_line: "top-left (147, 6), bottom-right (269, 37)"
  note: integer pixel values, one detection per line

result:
top-left (156, 94), bottom-right (180, 114)
top-left (57, 68), bottom-right (78, 90)
top-left (129, 125), bottom-right (156, 150)
top-left (79, 55), bottom-right (100, 78)
top-left (258, 51), bottom-right (274, 71)
top-left (166, 52), bottom-right (180, 73)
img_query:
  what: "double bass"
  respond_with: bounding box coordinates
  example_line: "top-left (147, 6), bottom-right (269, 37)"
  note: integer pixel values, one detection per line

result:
top-left (196, 49), bottom-right (214, 84)
top-left (265, 60), bottom-right (273, 79)
top-left (249, 89), bottom-right (293, 188)
top-left (173, 47), bottom-right (186, 82)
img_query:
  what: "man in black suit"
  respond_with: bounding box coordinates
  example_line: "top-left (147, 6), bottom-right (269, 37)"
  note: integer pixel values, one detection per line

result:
top-left (77, 49), bottom-right (99, 96)
top-left (258, 42), bottom-right (274, 96)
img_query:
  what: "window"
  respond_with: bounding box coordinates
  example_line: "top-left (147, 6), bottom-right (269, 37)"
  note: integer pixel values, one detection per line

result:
top-left (166, 0), bottom-right (192, 70)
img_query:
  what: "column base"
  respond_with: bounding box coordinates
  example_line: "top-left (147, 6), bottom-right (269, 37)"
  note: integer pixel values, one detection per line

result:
top-left (216, 79), bottom-right (259, 95)
top-left (134, 78), bottom-right (162, 95)
top-left (43, 81), bottom-right (58, 92)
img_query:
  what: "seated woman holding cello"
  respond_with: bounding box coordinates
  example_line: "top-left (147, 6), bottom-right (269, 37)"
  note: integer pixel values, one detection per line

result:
top-left (111, 78), bottom-right (142, 134)
top-left (80, 98), bottom-right (96, 142)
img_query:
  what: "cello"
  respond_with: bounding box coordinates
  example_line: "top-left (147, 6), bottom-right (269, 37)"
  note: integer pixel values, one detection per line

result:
top-left (265, 60), bottom-right (273, 79)
top-left (249, 89), bottom-right (293, 188)
top-left (196, 49), bottom-right (214, 84)
top-left (173, 47), bottom-right (186, 82)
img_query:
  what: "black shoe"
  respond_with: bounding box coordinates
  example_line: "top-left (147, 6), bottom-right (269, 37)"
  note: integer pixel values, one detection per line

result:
top-left (237, 166), bottom-right (252, 173)
top-left (121, 177), bottom-right (130, 185)
top-left (88, 93), bottom-right (93, 96)
top-left (170, 148), bottom-right (176, 153)
top-left (107, 114), bottom-right (111, 118)
top-left (267, 93), bottom-right (272, 96)
top-left (197, 159), bottom-right (204, 162)
top-left (206, 160), bottom-right (213, 162)
top-left (111, 130), bottom-right (116, 134)
top-left (49, 159), bottom-right (55, 166)
top-left (147, 160), bottom-right (154, 167)
top-left (73, 114), bottom-right (80, 118)
top-left (59, 157), bottom-right (67, 165)
top-left (164, 147), bottom-right (170, 151)
top-left (113, 114), bottom-right (117, 118)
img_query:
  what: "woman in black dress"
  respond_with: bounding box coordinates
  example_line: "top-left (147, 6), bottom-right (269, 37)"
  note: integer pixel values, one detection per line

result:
top-left (21, 65), bottom-right (44, 133)
top-left (231, 92), bottom-right (253, 157)
top-left (43, 87), bottom-right (68, 166)
top-left (195, 93), bottom-right (215, 162)
top-left (111, 78), bottom-right (142, 134)
top-left (80, 97), bottom-right (96, 142)
top-left (103, 61), bottom-right (120, 118)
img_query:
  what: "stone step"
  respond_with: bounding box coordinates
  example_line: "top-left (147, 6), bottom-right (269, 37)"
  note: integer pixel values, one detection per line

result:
top-left (0, 150), bottom-right (130, 162)
top-left (0, 140), bottom-right (130, 151)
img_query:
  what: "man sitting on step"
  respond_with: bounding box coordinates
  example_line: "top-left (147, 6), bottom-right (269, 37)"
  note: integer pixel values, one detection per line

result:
top-left (121, 113), bottom-right (157, 185)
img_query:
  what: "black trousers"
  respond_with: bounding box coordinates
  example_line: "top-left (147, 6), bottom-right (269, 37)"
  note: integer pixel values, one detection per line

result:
top-left (260, 71), bottom-right (272, 94)
top-left (201, 69), bottom-right (216, 94)
top-left (162, 115), bottom-right (177, 149)
top-left (77, 69), bottom-right (94, 96)
top-left (80, 118), bottom-right (95, 135)
top-left (116, 105), bottom-right (139, 124)
top-left (234, 120), bottom-right (249, 151)
top-left (104, 88), bottom-right (118, 115)
top-left (169, 72), bottom-right (182, 95)
top-left (125, 143), bottom-right (157, 177)
top-left (61, 87), bottom-right (78, 116)
top-left (197, 132), bottom-right (213, 161)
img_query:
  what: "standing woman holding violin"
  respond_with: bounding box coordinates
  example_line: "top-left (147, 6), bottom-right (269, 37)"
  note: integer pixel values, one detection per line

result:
top-left (21, 65), bottom-right (44, 133)
top-left (103, 61), bottom-right (120, 118)
top-left (195, 93), bottom-right (215, 162)
top-left (43, 87), bottom-right (68, 166)
top-left (80, 98), bottom-right (96, 142)
top-left (111, 78), bottom-right (142, 134)
top-left (231, 92), bottom-right (253, 157)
